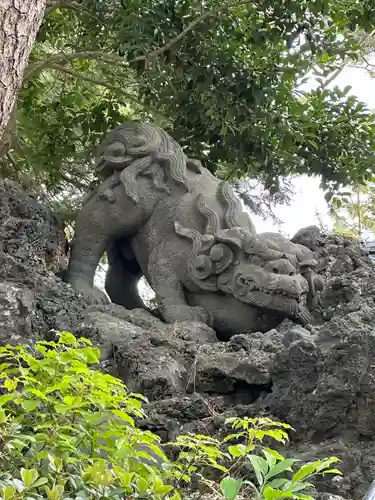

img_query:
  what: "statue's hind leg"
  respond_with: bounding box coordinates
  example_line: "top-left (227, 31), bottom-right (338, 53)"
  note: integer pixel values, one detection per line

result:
top-left (105, 239), bottom-right (145, 309)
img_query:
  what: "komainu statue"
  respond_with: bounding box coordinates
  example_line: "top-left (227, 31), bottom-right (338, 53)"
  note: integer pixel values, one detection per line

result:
top-left (66, 121), bottom-right (323, 339)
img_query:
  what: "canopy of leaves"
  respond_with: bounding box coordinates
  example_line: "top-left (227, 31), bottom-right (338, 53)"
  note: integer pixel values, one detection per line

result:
top-left (2, 0), bottom-right (375, 213)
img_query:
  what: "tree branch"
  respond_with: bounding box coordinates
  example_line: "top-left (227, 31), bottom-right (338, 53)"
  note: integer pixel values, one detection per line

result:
top-left (49, 63), bottom-right (136, 97)
top-left (131, 0), bottom-right (252, 63)
top-left (130, 10), bottom-right (214, 63)
top-left (25, 0), bottom-right (252, 81)
top-left (48, 62), bottom-right (168, 119)
top-left (45, 1), bottom-right (82, 16)
top-left (320, 66), bottom-right (345, 88)
top-left (24, 51), bottom-right (128, 81)
top-left (44, 0), bottom-right (105, 24)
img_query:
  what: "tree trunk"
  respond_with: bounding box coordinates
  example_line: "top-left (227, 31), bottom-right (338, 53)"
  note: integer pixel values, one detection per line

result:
top-left (0, 0), bottom-right (46, 154)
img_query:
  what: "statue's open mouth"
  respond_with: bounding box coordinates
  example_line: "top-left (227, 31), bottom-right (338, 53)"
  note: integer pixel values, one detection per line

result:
top-left (235, 286), bottom-right (311, 325)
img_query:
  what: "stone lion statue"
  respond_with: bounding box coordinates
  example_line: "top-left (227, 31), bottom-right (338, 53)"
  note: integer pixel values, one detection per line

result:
top-left (66, 121), bottom-right (323, 339)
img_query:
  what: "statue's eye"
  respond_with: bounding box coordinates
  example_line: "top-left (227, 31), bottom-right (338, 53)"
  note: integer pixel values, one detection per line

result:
top-left (249, 255), bottom-right (263, 266)
top-left (273, 267), bottom-right (279, 274)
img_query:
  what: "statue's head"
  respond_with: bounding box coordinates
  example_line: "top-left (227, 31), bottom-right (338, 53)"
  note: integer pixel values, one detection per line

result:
top-left (88, 122), bottom-right (197, 205)
top-left (216, 231), bottom-right (322, 324)
top-left (176, 223), bottom-right (323, 325)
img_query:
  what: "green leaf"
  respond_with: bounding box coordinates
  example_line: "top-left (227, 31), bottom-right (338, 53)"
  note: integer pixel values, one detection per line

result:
top-left (0, 363), bottom-right (11, 373)
top-left (81, 347), bottom-right (100, 364)
top-left (21, 469), bottom-right (39, 488)
top-left (0, 408), bottom-right (7, 424)
top-left (4, 378), bottom-right (18, 391)
top-left (111, 409), bottom-right (135, 426)
top-left (32, 477), bottom-right (49, 488)
top-left (228, 444), bottom-right (247, 457)
top-left (286, 482), bottom-right (314, 493)
top-left (265, 458), bottom-right (297, 480)
top-left (262, 448), bottom-right (279, 468)
top-left (263, 448), bottom-right (285, 461)
top-left (322, 468), bottom-right (342, 475)
top-left (248, 455), bottom-right (268, 486)
top-left (45, 485), bottom-right (65, 500)
top-left (54, 403), bottom-right (69, 414)
top-left (292, 461), bottom-right (321, 482)
top-left (136, 477), bottom-right (149, 495)
top-left (220, 477), bottom-right (243, 500)
top-left (58, 332), bottom-right (78, 344)
top-left (263, 485), bottom-right (294, 499)
top-left (263, 429), bottom-right (289, 443)
top-left (21, 399), bottom-right (41, 411)
top-left (315, 457), bottom-right (341, 472)
top-left (2, 486), bottom-right (16, 500)
top-left (170, 493), bottom-right (182, 500)
top-left (268, 478), bottom-right (289, 489)
top-left (223, 432), bottom-right (246, 443)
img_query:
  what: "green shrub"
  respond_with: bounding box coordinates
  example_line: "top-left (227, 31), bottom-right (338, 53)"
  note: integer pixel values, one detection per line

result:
top-left (218, 417), bottom-right (342, 499)
top-left (170, 417), bottom-right (342, 499)
top-left (0, 332), bottom-right (341, 500)
top-left (0, 332), bottom-right (182, 499)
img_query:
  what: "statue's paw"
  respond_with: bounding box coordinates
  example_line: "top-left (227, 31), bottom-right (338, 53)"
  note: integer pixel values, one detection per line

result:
top-left (71, 283), bottom-right (110, 305)
top-left (295, 305), bottom-right (311, 326)
top-left (91, 287), bottom-right (110, 305)
top-left (162, 305), bottom-right (213, 326)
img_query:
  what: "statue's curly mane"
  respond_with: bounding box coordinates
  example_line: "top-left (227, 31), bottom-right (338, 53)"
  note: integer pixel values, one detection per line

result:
top-left (84, 122), bottom-right (201, 205)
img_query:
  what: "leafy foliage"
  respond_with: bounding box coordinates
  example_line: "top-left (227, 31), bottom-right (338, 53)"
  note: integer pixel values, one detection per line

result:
top-left (216, 417), bottom-right (342, 499)
top-left (0, 331), bottom-right (183, 499)
top-left (330, 184), bottom-right (375, 239)
top-left (2, 0), bottom-right (375, 211)
top-left (0, 332), bottom-right (342, 500)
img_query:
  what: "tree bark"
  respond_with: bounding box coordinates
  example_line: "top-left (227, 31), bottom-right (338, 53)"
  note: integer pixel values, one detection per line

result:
top-left (0, 0), bottom-right (46, 154)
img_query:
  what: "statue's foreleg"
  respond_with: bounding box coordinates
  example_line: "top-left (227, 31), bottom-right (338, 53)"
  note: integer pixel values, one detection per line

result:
top-left (148, 250), bottom-right (213, 326)
top-left (65, 193), bottom-right (137, 303)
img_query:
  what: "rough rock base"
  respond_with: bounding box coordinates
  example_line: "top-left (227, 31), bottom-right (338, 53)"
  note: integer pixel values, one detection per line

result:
top-left (2, 180), bottom-right (375, 499)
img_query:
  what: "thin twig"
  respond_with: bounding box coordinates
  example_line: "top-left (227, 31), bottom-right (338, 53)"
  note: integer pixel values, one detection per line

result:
top-left (356, 187), bottom-right (362, 238)
top-left (130, 8), bottom-right (218, 63)
top-left (129, 0), bottom-right (262, 63)
top-left (25, 51), bottom-right (128, 81)
top-left (44, 0), bottom-right (105, 23)
top-left (23, 60), bottom-right (167, 120)
top-left (320, 66), bottom-right (345, 88)
top-left (45, 1), bottom-right (83, 16)
top-left (49, 63), bottom-right (138, 101)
